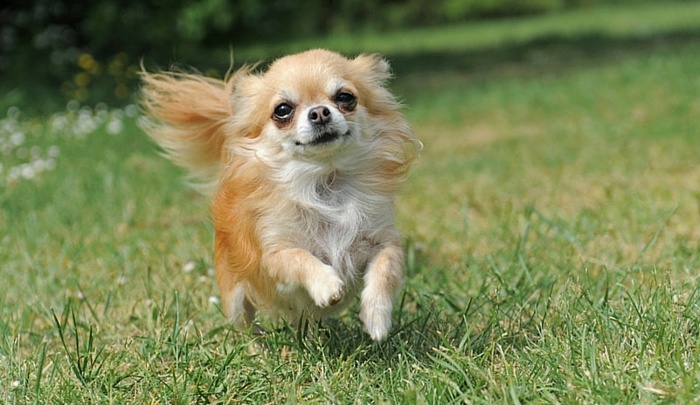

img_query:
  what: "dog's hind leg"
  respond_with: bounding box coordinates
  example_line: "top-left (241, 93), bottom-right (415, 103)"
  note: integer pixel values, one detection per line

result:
top-left (220, 282), bottom-right (256, 331)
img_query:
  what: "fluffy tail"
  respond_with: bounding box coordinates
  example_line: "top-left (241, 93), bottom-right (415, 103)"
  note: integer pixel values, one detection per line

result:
top-left (140, 70), bottom-right (236, 194)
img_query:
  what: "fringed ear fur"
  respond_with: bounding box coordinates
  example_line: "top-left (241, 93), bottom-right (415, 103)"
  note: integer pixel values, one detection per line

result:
top-left (140, 68), bottom-right (246, 193)
top-left (351, 53), bottom-right (392, 85)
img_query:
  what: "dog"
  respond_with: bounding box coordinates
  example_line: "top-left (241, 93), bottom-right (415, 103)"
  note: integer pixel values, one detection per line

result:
top-left (141, 49), bottom-right (419, 341)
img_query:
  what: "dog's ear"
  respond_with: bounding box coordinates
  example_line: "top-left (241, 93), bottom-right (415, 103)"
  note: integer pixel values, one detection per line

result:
top-left (351, 53), bottom-right (392, 85)
top-left (348, 53), bottom-right (400, 116)
top-left (228, 72), bottom-right (270, 139)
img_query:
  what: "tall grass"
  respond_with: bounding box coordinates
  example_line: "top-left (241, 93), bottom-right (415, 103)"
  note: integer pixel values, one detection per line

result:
top-left (2, 2), bottom-right (699, 403)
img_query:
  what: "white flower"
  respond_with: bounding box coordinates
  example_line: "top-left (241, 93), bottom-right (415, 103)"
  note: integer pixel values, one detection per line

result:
top-left (8, 167), bottom-right (20, 183)
top-left (32, 159), bottom-right (46, 174)
top-left (20, 164), bottom-right (35, 179)
top-left (183, 261), bottom-right (196, 273)
top-left (10, 132), bottom-right (24, 146)
top-left (50, 115), bottom-right (69, 133)
top-left (125, 104), bottom-right (139, 117)
top-left (48, 146), bottom-right (60, 158)
top-left (66, 100), bottom-right (80, 112)
top-left (7, 106), bottom-right (21, 120)
top-left (107, 118), bottom-right (124, 135)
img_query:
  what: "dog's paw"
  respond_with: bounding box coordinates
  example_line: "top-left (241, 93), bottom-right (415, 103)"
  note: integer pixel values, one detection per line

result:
top-left (307, 266), bottom-right (346, 308)
top-left (359, 295), bottom-right (392, 341)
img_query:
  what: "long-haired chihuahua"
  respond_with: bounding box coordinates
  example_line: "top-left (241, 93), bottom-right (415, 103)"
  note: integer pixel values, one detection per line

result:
top-left (141, 49), bottom-right (420, 341)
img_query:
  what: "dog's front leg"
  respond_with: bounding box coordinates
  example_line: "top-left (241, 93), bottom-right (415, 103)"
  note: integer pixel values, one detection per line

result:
top-left (360, 244), bottom-right (404, 341)
top-left (265, 248), bottom-right (346, 308)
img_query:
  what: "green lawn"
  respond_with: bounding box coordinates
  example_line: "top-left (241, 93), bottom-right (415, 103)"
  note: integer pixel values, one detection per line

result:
top-left (2, 2), bottom-right (700, 403)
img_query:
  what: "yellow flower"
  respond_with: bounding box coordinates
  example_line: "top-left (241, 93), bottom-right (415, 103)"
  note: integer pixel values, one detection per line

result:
top-left (77, 53), bottom-right (96, 70)
top-left (75, 72), bottom-right (91, 87)
top-left (77, 53), bottom-right (101, 74)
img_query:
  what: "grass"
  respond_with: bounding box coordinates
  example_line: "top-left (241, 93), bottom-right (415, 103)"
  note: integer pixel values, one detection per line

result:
top-left (2, 2), bottom-right (700, 403)
top-left (228, 1), bottom-right (700, 63)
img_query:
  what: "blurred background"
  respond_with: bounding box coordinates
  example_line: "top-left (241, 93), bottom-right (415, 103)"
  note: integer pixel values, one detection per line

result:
top-left (1, 0), bottom-right (694, 114)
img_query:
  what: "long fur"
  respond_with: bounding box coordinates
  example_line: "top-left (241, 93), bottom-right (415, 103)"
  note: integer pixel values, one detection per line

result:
top-left (141, 49), bottom-right (420, 340)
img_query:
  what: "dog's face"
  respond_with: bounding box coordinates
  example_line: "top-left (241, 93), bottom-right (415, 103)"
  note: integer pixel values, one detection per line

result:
top-left (232, 50), bottom-right (397, 160)
top-left (270, 80), bottom-right (356, 153)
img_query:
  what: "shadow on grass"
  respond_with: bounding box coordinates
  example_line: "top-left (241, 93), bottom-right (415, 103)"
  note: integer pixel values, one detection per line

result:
top-left (256, 273), bottom-right (553, 371)
top-left (388, 29), bottom-right (700, 95)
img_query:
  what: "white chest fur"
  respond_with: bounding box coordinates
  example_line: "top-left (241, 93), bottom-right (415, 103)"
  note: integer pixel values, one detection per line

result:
top-left (264, 160), bottom-right (397, 318)
top-left (289, 168), bottom-right (393, 278)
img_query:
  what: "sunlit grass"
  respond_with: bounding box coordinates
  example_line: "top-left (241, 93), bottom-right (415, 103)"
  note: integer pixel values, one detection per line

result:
top-left (399, 43), bottom-right (700, 269)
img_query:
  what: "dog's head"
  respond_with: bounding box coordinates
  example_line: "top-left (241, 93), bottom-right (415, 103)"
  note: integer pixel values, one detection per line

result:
top-left (230, 49), bottom-right (413, 164)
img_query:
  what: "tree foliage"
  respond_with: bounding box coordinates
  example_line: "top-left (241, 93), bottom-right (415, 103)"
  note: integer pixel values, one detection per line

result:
top-left (0, 0), bottom-right (681, 109)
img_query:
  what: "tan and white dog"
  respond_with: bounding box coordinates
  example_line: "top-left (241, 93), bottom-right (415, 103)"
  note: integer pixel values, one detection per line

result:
top-left (141, 49), bottom-right (419, 341)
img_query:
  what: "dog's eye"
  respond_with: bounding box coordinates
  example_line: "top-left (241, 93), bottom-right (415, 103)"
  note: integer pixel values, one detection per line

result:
top-left (335, 91), bottom-right (357, 110)
top-left (273, 103), bottom-right (294, 121)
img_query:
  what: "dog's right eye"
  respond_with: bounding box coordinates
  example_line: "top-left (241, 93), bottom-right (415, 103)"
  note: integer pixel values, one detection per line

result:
top-left (273, 103), bottom-right (294, 121)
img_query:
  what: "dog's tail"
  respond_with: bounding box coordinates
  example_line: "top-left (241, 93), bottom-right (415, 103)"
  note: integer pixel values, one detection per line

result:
top-left (140, 69), bottom-right (237, 194)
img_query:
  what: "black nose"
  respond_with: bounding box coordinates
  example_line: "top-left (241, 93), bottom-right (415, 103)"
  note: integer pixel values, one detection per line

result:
top-left (308, 106), bottom-right (331, 125)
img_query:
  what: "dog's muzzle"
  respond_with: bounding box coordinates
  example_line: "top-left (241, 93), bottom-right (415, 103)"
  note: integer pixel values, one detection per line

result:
top-left (295, 129), bottom-right (351, 147)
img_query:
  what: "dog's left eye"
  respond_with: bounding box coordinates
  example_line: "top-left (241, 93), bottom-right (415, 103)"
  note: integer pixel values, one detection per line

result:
top-left (273, 103), bottom-right (294, 121)
top-left (335, 91), bottom-right (357, 110)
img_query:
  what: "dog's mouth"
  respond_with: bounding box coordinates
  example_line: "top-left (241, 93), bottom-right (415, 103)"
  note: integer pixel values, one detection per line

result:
top-left (295, 130), bottom-right (351, 147)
